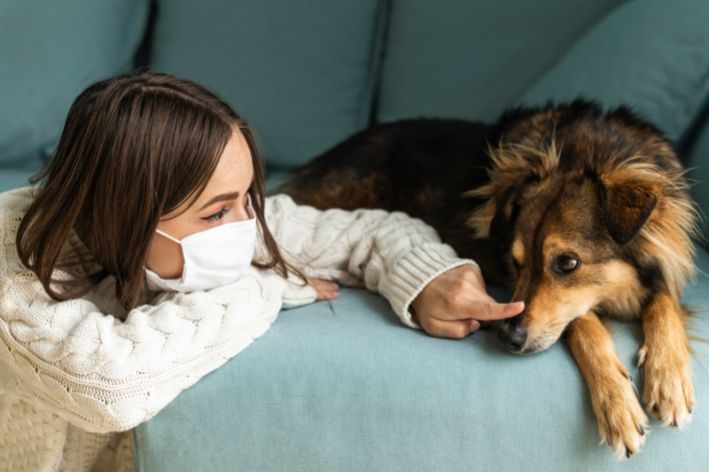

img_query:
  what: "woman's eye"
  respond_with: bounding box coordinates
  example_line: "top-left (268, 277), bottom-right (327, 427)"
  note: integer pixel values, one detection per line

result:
top-left (202, 208), bottom-right (228, 222)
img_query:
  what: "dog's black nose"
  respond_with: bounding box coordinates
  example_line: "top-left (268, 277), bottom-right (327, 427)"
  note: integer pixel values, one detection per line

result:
top-left (498, 315), bottom-right (527, 352)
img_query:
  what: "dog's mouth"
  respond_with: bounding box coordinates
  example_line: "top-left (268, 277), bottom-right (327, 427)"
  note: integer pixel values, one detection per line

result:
top-left (504, 339), bottom-right (555, 355)
top-left (512, 341), bottom-right (546, 355)
top-left (497, 324), bottom-right (564, 355)
top-left (499, 338), bottom-right (543, 355)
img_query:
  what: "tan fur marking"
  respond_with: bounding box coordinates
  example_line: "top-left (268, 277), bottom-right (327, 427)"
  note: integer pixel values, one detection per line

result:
top-left (595, 260), bottom-right (647, 320)
top-left (524, 259), bottom-right (645, 351)
top-left (511, 239), bottom-right (524, 265)
top-left (638, 292), bottom-right (695, 428)
top-left (524, 281), bottom-right (596, 351)
top-left (466, 199), bottom-right (495, 238)
top-left (567, 312), bottom-right (648, 458)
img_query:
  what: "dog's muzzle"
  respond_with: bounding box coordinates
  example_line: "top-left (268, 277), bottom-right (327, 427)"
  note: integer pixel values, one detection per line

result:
top-left (498, 314), bottom-right (528, 353)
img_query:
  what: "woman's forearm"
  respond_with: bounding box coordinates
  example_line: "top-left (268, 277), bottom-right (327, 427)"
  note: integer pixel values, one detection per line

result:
top-left (0, 268), bottom-right (302, 433)
top-left (261, 194), bottom-right (478, 328)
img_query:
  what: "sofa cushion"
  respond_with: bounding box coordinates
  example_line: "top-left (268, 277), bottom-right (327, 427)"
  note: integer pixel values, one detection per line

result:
top-left (376, 0), bottom-right (621, 124)
top-left (150, 0), bottom-right (384, 170)
top-left (0, 0), bottom-right (149, 168)
top-left (134, 246), bottom-right (709, 472)
top-left (519, 0), bottom-right (709, 144)
top-left (0, 165), bottom-right (43, 194)
top-left (685, 112), bottom-right (709, 248)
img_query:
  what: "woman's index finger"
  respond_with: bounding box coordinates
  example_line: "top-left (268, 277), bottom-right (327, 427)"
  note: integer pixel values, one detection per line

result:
top-left (470, 300), bottom-right (525, 320)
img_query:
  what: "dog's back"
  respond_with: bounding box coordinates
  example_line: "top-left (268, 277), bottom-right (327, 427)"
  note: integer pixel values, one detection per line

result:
top-left (276, 118), bottom-right (510, 276)
top-left (277, 118), bottom-right (491, 220)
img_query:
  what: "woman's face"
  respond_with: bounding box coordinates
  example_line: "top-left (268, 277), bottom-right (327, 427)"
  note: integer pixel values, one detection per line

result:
top-left (144, 128), bottom-right (255, 279)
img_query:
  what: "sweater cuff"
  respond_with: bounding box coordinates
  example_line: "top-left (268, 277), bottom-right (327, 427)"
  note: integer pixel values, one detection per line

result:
top-left (378, 243), bottom-right (479, 330)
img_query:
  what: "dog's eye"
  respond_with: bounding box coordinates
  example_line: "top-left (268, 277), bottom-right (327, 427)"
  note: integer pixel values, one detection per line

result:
top-left (512, 258), bottom-right (523, 272)
top-left (553, 255), bottom-right (580, 275)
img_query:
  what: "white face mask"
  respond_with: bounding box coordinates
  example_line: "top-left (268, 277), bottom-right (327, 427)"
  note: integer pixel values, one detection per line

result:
top-left (144, 195), bottom-right (258, 292)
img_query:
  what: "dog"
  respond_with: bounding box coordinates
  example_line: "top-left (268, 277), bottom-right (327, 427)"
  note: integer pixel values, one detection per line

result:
top-left (275, 99), bottom-right (701, 458)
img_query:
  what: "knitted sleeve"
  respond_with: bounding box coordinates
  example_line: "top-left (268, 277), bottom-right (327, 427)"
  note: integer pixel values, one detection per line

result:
top-left (0, 190), bottom-right (317, 434)
top-left (0, 266), bottom-right (312, 434)
top-left (260, 194), bottom-right (479, 329)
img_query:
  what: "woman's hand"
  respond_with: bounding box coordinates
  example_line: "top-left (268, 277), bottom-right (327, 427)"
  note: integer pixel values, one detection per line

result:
top-left (308, 278), bottom-right (340, 301)
top-left (411, 264), bottom-right (524, 339)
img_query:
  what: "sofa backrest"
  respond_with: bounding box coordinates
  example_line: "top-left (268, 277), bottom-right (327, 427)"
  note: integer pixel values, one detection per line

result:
top-left (0, 0), bottom-right (149, 170)
top-left (1, 0), bottom-right (707, 245)
top-left (147, 0), bottom-right (385, 171)
top-left (685, 107), bottom-right (709, 248)
top-left (376, 0), bottom-right (621, 123)
top-left (145, 0), bottom-right (709, 246)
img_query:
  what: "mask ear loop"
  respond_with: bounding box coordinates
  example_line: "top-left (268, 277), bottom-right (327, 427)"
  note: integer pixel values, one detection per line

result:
top-left (155, 228), bottom-right (182, 244)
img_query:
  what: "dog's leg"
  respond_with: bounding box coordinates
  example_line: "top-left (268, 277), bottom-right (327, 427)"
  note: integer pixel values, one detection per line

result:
top-left (638, 291), bottom-right (695, 427)
top-left (567, 311), bottom-right (648, 458)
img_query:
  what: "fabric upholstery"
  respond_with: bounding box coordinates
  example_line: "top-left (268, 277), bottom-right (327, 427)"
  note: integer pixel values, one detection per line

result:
top-left (150, 0), bottom-right (384, 170)
top-left (0, 165), bottom-right (42, 193)
top-left (685, 112), bottom-right (709, 247)
top-left (135, 247), bottom-right (709, 472)
top-left (376, 0), bottom-right (620, 123)
top-left (519, 0), bottom-right (709, 144)
top-left (0, 0), bottom-right (149, 167)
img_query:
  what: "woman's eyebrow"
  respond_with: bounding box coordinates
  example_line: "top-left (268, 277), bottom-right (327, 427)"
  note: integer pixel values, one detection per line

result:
top-left (198, 192), bottom-right (240, 211)
top-left (197, 175), bottom-right (255, 211)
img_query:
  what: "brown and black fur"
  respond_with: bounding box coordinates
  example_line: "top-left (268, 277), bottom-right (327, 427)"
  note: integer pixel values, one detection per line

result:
top-left (279, 117), bottom-right (510, 284)
top-left (276, 99), bottom-right (702, 458)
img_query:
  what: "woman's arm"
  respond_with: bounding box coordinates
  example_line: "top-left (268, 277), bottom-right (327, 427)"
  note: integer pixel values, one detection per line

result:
top-left (259, 194), bottom-right (479, 329)
top-left (0, 221), bottom-right (311, 434)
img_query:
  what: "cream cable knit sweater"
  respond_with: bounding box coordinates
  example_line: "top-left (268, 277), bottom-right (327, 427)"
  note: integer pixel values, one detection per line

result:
top-left (0, 185), bottom-right (476, 472)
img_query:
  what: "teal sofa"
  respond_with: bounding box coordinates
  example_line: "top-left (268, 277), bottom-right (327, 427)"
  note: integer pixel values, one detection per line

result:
top-left (2, 1), bottom-right (709, 470)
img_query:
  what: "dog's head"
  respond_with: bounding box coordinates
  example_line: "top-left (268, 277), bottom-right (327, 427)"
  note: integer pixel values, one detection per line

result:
top-left (467, 100), bottom-right (699, 354)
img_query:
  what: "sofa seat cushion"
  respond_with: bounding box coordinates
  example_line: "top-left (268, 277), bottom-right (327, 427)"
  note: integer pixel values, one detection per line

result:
top-left (134, 246), bottom-right (709, 471)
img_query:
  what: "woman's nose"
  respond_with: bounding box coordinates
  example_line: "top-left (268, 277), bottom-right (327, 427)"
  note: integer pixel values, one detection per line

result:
top-left (239, 194), bottom-right (255, 220)
top-left (232, 197), bottom-right (255, 221)
top-left (232, 205), bottom-right (251, 221)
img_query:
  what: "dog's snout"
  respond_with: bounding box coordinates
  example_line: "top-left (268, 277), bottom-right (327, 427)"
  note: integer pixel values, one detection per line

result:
top-left (498, 314), bottom-right (528, 352)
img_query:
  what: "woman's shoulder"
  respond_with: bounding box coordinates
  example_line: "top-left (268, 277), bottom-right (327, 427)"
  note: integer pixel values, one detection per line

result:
top-left (0, 185), bottom-right (38, 247)
top-left (0, 185), bottom-right (123, 310)
top-left (262, 193), bottom-right (325, 227)
top-left (0, 186), bottom-right (41, 275)
top-left (263, 193), bottom-right (297, 217)
top-left (264, 193), bottom-right (323, 214)
top-left (264, 193), bottom-right (294, 205)
top-left (0, 185), bottom-right (39, 216)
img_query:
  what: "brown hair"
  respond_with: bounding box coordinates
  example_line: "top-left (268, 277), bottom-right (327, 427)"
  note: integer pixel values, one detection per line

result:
top-left (16, 70), bottom-right (304, 320)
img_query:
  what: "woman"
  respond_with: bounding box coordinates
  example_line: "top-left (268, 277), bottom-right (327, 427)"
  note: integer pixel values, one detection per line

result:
top-left (0, 71), bottom-right (524, 472)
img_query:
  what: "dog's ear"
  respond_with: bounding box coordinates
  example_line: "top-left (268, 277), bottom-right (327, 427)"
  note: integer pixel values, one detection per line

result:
top-left (488, 186), bottom-right (520, 250)
top-left (598, 178), bottom-right (658, 245)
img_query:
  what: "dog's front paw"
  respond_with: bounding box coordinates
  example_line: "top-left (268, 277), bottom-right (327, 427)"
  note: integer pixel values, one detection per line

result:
top-left (592, 364), bottom-right (649, 458)
top-left (638, 345), bottom-right (695, 428)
